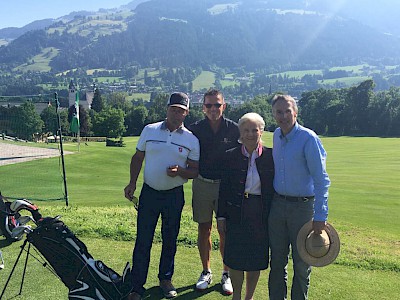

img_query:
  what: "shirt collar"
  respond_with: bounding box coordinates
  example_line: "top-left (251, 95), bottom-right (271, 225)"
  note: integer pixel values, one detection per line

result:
top-left (205, 115), bottom-right (227, 128)
top-left (241, 143), bottom-right (263, 157)
top-left (161, 120), bottom-right (184, 134)
top-left (279, 122), bottom-right (299, 141)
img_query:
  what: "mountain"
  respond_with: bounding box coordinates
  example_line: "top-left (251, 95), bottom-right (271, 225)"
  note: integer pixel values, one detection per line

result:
top-left (1, 0), bottom-right (400, 73)
top-left (0, 19), bottom-right (55, 41)
top-left (302, 0), bottom-right (400, 36)
top-left (0, 0), bottom-right (149, 43)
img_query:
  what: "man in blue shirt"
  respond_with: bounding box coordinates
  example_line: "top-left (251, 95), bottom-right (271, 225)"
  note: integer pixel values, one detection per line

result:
top-left (268, 94), bottom-right (331, 300)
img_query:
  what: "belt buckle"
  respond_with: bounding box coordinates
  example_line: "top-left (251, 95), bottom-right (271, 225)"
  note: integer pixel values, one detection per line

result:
top-left (244, 192), bottom-right (249, 199)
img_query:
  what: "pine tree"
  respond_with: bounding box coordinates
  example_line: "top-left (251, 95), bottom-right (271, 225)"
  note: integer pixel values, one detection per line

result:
top-left (91, 88), bottom-right (105, 112)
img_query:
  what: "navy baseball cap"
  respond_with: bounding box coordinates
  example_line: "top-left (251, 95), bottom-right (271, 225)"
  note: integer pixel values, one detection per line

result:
top-left (167, 92), bottom-right (189, 110)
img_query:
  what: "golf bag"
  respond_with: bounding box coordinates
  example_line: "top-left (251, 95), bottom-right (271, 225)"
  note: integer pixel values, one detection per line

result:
top-left (27, 216), bottom-right (132, 300)
top-left (0, 193), bottom-right (41, 241)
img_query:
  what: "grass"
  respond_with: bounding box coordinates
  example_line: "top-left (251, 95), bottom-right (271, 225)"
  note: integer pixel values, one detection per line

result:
top-left (220, 79), bottom-right (238, 88)
top-left (269, 69), bottom-right (323, 79)
top-left (192, 71), bottom-right (215, 91)
top-left (1, 135), bottom-right (399, 299)
top-left (319, 76), bottom-right (372, 86)
top-left (14, 47), bottom-right (59, 73)
top-left (128, 93), bottom-right (151, 101)
top-left (329, 64), bottom-right (369, 74)
top-left (86, 68), bottom-right (106, 75)
top-left (1, 235), bottom-right (398, 299)
top-left (137, 68), bottom-right (160, 80)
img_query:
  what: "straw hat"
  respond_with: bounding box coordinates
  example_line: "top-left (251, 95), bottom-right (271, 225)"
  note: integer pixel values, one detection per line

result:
top-left (296, 221), bottom-right (340, 267)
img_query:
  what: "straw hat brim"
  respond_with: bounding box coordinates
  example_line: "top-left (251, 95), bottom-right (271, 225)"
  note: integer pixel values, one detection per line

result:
top-left (296, 221), bottom-right (340, 267)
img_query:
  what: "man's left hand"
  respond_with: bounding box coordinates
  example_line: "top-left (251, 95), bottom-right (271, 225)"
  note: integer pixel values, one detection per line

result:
top-left (312, 220), bottom-right (326, 234)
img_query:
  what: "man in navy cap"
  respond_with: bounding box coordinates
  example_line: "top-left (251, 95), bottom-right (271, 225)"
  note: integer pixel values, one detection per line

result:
top-left (124, 92), bottom-right (200, 300)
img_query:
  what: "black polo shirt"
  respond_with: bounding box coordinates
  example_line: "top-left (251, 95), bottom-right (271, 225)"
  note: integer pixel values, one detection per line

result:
top-left (189, 116), bottom-right (240, 180)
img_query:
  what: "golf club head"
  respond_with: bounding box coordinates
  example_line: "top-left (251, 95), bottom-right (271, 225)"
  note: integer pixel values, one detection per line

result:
top-left (16, 215), bottom-right (34, 226)
top-left (9, 199), bottom-right (42, 221)
top-left (10, 199), bottom-right (38, 213)
top-left (10, 225), bottom-right (32, 240)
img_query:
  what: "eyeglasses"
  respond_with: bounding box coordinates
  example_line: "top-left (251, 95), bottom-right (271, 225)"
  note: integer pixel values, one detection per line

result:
top-left (204, 103), bottom-right (223, 108)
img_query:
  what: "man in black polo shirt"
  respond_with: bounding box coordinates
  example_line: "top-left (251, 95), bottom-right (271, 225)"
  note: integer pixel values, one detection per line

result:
top-left (189, 89), bottom-right (240, 295)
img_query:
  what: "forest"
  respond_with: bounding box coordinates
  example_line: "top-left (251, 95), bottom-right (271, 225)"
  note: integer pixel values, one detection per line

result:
top-left (1, 79), bottom-right (399, 141)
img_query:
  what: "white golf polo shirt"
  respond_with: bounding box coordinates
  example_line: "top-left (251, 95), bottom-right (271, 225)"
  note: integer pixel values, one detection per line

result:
top-left (136, 120), bottom-right (200, 191)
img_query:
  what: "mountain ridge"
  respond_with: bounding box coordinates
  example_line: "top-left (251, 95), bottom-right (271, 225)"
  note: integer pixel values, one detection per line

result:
top-left (1, 0), bottom-right (400, 73)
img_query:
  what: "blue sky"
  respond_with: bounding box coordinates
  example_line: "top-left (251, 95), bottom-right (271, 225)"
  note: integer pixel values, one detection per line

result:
top-left (0, 0), bottom-right (132, 29)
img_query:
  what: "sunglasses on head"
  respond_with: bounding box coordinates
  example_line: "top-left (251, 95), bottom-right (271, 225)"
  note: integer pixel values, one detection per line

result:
top-left (204, 103), bottom-right (223, 108)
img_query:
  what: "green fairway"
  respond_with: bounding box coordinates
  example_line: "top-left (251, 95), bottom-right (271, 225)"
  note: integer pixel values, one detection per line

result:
top-left (0, 135), bottom-right (399, 299)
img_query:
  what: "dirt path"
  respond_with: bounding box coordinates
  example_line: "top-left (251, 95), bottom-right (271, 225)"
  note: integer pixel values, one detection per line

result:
top-left (0, 142), bottom-right (73, 166)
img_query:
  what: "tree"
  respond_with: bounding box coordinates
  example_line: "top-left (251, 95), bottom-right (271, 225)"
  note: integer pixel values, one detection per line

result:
top-left (183, 105), bottom-right (203, 127)
top-left (77, 106), bottom-right (92, 136)
top-left (227, 95), bottom-right (274, 129)
top-left (369, 87), bottom-right (400, 136)
top-left (344, 79), bottom-right (375, 135)
top-left (188, 82), bottom-right (193, 93)
top-left (40, 105), bottom-right (58, 134)
top-left (58, 109), bottom-right (70, 136)
top-left (107, 92), bottom-right (131, 113)
top-left (300, 88), bottom-right (343, 135)
top-left (9, 102), bottom-right (44, 141)
top-left (91, 88), bottom-right (105, 112)
top-left (145, 93), bottom-right (169, 124)
top-left (125, 105), bottom-right (148, 136)
top-left (92, 107), bottom-right (126, 138)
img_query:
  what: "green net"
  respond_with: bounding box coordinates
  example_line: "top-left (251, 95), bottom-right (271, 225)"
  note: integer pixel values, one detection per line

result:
top-left (0, 94), bottom-right (68, 203)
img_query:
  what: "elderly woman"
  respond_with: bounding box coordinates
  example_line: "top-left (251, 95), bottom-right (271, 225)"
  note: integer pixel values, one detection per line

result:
top-left (217, 112), bottom-right (274, 300)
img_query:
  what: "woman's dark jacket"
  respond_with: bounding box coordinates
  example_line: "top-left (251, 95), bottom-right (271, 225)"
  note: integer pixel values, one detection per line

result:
top-left (217, 145), bottom-right (275, 224)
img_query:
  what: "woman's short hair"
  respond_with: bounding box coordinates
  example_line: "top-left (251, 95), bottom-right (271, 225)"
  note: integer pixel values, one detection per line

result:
top-left (238, 112), bottom-right (265, 131)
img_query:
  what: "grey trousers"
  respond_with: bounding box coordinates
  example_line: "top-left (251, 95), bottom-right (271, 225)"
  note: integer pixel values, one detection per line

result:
top-left (268, 194), bottom-right (314, 300)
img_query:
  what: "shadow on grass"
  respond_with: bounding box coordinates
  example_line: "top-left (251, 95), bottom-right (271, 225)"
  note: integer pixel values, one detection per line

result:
top-left (0, 238), bottom-right (13, 249)
top-left (143, 283), bottom-right (229, 299)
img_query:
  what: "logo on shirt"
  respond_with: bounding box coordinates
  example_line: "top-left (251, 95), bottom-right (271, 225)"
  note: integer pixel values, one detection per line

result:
top-left (222, 138), bottom-right (231, 144)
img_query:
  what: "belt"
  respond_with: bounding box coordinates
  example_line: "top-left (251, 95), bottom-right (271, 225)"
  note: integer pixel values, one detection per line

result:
top-left (197, 175), bottom-right (221, 184)
top-left (144, 183), bottom-right (182, 194)
top-left (275, 193), bottom-right (314, 202)
top-left (244, 192), bottom-right (261, 199)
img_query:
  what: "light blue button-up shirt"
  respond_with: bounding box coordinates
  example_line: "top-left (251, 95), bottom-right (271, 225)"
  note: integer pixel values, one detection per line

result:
top-left (273, 122), bottom-right (330, 221)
